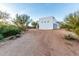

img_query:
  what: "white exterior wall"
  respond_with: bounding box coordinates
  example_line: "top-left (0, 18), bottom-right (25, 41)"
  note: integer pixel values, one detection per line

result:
top-left (38, 16), bottom-right (57, 30)
top-left (39, 22), bottom-right (53, 29)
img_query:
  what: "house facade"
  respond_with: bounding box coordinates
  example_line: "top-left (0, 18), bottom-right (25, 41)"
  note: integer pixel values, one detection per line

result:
top-left (38, 16), bottom-right (59, 30)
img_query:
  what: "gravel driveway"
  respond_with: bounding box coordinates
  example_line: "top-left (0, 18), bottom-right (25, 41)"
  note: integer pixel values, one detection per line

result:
top-left (0, 29), bottom-right (79, 56)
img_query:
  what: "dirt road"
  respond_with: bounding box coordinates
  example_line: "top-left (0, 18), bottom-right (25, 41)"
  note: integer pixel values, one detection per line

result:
top-left (0, 29), bottom-right (79, 56)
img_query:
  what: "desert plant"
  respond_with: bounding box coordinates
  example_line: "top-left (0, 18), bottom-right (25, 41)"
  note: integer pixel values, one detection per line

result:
top-left (0, 24), bottom-right (21, 37)
top-left (31, 21), bottom-right (38, 28)
top-left (60, 11), bottom-right (79, 35)
top-left (0, 34), bottom-right (4, 40)
top-left (0, 10), bottom-right (22, 40)
top-left (0, 10), bottom-right (9, 19)
top-left (13, 14), bottom-right (31, 31)
top-left (74, 27), bottom-right (79, 35)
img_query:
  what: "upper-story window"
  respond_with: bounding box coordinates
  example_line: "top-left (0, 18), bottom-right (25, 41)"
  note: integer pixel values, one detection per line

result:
top-left (41, 21), bottom-right (46, 24)
top-left (40, 19), bottom-right (53, 24)
top-left (41, 21), bottom-right (43, 23)
top-left (44, 21), bottom-right (46, 23)
top-left (47, 20), bottom-right (50, 23)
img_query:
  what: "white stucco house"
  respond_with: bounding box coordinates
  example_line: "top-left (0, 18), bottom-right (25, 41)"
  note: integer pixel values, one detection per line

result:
top-left (38, 16), bottom-right (59, 30)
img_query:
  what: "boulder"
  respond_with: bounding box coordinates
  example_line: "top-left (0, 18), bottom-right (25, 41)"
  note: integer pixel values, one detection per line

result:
top-left (65, 32), bottom-right (79, 41)
top-left (4, 36), bottom-right (16, 40)
top-left (16, 34), bottom-right (21, 38)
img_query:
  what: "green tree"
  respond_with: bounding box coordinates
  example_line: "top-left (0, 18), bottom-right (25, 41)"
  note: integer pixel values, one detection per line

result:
top-left (13, 14), bottom-right (31, 31)
top-left (0, 10), bottom-right (9, 19)
top-left (0, 10), bottom-right (9, 25)
top-left (31, 21), bottom-right (38, 28)
top-left (60, 11), bottom-right (79, 35)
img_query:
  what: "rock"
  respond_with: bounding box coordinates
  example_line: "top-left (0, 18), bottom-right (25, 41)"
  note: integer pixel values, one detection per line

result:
top-left (16, 34), bottom-right (21, 38)
top-left (8, 36), bottom-right (16, 40)
top-left (3, 34), bottom-right (21, 41)
top-left (65, 32), bottom-right (79, 41)
top-left (4, 36), bottom-right (16, 40)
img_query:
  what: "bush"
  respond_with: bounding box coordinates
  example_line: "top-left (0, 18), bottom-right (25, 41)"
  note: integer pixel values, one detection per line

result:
top-left (0, 34), bottom-right (4, 40)
top-left (0, 24), bottom-right (21, 38)
top-left (74, 27), bottom-right (79, 35)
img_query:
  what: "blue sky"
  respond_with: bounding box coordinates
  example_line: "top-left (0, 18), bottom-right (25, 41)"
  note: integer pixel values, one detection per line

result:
top-left (0, 3), bottom-right (79, 21)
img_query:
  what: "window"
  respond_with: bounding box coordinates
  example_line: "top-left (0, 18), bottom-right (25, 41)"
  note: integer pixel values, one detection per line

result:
top-left (41, 21), bottom-right (43, 23)
top-left (44, 21), bottom-right (46, 23)
top-left (47, 20), bottom-right (50, 23)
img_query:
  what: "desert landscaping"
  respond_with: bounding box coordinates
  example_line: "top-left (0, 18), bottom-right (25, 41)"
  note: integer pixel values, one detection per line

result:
top-left (1, 4), bottom-right (79, 56)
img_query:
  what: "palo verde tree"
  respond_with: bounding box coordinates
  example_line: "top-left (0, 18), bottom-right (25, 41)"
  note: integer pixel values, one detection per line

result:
top-left (13, 14), bottom-right (31, 31)
top-left (0, 10), bottom-right (9, 20)
top-left (0, 10), bottom-right (9, 26)
top-left (0, 11), bottom-right (21, 39)
top-left (60, 11), bottom-right (79, 35)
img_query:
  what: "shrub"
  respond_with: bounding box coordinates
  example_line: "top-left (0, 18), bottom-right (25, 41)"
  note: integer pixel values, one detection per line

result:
top-left (31, 21), bottom-right (38, 28)
top-left (0, 34), bottom-right (4, 40)
top-left (13, 14), bottom-right (31, 31)
top-left (60, 11), bottom-right (79, 36)
top-left (74, 27), bottom-right (79, 35)
top-left (0, 25), bottom-right (21, 38)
